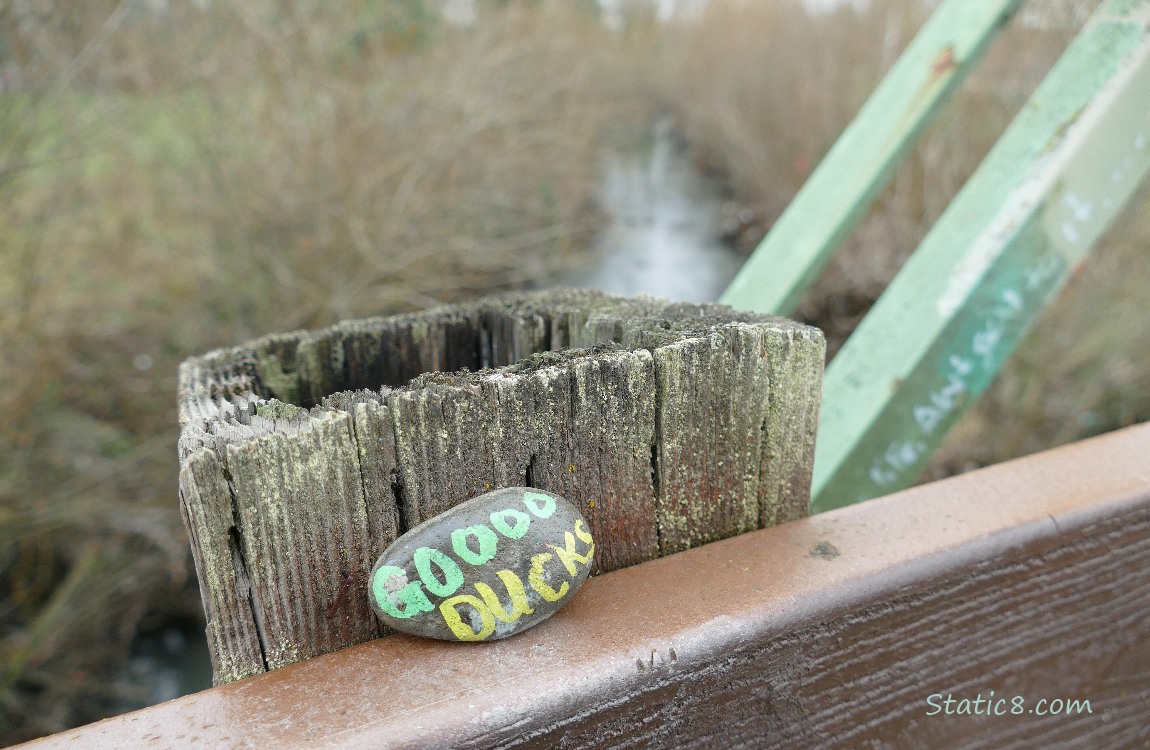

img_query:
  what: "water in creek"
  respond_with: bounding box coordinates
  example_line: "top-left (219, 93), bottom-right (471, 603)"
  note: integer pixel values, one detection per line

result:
top-left (118, 116), bottom-right (743, 713)
top-left (114, 621), bottom-right (213, 713)
top-left (559, 117), bottom-right (746, 303)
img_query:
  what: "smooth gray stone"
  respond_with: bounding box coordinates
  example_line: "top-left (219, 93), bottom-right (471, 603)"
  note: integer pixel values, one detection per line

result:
top-left (369, 487), bottom-right (594, 641)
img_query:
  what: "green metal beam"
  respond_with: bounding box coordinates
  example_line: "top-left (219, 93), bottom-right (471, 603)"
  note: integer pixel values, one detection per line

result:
top-left (811, 0), bottom-right (1150, 513)
top-left (719, 0), bottom-right (1022, 316)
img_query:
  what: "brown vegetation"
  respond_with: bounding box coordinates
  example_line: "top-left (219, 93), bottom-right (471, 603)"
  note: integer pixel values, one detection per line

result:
top-left (651, 0), bottom-right (1150, 478)
top-left (2, 0), bottom-right (1146, 743)
top-left (0, 1), bottom-right (639, 741)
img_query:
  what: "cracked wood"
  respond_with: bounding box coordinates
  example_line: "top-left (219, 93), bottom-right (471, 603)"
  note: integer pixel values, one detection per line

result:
top-left (176, 289), bottom-right (824, 683)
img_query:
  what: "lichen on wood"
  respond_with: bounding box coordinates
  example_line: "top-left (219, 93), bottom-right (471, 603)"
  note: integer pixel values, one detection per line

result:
top-left (177, 289), bottom-right (824, 683)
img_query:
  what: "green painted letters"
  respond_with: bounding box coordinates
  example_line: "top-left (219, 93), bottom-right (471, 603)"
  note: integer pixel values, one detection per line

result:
top-left (523, 491), bottom-right (556, 519)
top-left (414, 546), bottom-right (464, 597)
top-left (451, 524), bottom-right (498, 566)
top-left (372, 566), bottom-right (434, 619)
top-left (490, 508), bottom-right (531, 539)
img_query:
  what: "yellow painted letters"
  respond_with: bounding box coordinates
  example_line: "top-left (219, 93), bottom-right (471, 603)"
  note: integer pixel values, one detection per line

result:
top-left (548, 529), bottom-right (595, 577)
top-left (439, 594), bottom-right (496, 641)
top-left (527, 552), bottom-right (569, 602)
top-left (474, 569), bottom-right (534, 623)
top-left (573, 518), bottom-right (593, 545)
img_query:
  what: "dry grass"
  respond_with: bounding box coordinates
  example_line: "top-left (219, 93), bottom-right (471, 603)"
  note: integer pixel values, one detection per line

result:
top-left (3, 0), bottom-right (1148, 743)
top-left (651, 0), bottom-right (1150, 478)
top-left (653, 0), bottom-right (928, 223)
top-left (0, 1), bottom-right (641, 741)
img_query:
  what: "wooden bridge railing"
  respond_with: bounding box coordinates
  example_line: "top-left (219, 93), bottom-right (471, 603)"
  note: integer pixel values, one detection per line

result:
top-left (19, 423), bottom-right (1150, 748)
top-left (22, 2), bottom-right (1150, 745)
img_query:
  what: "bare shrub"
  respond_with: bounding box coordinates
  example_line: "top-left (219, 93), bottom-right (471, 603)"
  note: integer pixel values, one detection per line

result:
top-left (653, 0), bottom-right (1150, 479)
top-left (3, 0), bottom-right (1146, 741)
top-left (0, 1), bottom-right (641, 741)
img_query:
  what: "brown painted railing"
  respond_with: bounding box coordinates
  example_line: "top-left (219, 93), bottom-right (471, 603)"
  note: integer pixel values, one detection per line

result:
top-left (18, 423), bottom-right (1150, 749)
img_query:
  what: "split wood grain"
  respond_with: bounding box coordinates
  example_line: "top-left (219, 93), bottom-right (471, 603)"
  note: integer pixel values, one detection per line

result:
top-left (177, 289), bottom-right (824, 683)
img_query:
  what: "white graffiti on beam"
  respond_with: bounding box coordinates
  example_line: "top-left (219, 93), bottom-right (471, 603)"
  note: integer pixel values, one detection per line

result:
top-left (867, 258), bottom-right (1056, 489)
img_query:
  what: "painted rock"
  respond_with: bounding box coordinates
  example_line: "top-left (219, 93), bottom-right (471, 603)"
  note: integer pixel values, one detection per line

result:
top-left (369, 487), bottom-right (595, 642)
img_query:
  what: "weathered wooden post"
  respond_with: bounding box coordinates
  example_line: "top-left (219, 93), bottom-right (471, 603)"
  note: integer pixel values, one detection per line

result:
top-left (177, 289), bottom-right (824, 684)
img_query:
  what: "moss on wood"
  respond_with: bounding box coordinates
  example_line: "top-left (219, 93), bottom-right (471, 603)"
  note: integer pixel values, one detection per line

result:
top-left (177, 289), bottom-right (824, 683)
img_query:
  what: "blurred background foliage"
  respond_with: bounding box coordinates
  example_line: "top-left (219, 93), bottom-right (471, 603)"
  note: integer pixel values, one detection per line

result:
top-left (1, 0), bottom-right (1146, 742)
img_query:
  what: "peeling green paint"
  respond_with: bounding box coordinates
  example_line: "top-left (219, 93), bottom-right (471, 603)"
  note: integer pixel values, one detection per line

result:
top-left (721, 0), bottom-right (1023, 316)
top-left (811, 0), bottom-right (1150, 511)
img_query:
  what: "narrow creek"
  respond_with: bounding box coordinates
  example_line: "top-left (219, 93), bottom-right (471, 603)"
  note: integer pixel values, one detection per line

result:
top-left (559, 116), bottom-right (747, 302)
top-left (118, 115), bottom-right (746, 712)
